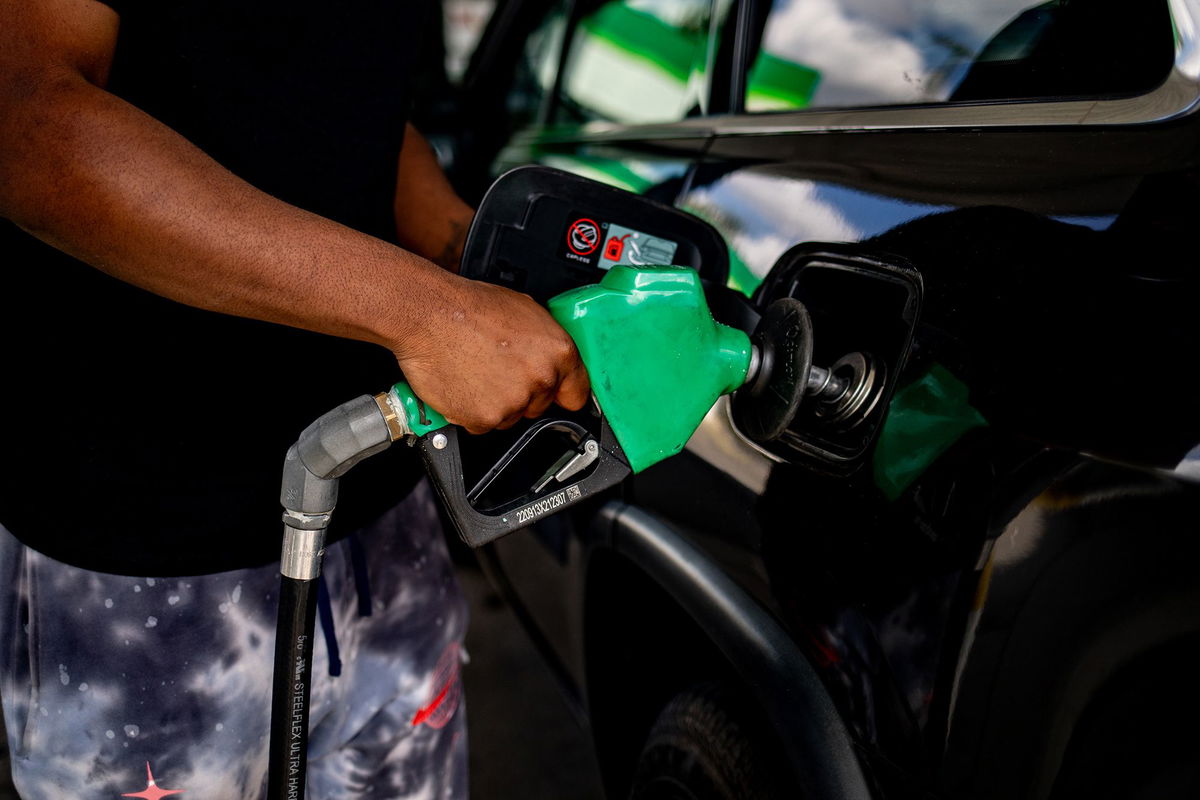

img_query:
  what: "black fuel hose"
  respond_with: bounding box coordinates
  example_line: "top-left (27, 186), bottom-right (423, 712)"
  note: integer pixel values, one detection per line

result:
top-left (267, 576), bottom-right (319, 799)
top-left (267, 394), bottom-right (399, 799)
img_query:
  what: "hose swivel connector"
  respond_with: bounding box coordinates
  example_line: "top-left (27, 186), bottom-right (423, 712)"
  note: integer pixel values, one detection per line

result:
top-left (279, 394), bottom-right (397, 580)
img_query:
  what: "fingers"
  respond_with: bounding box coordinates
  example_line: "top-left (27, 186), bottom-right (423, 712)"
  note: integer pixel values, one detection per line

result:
top-left (472, 370), bottom-right (584, 433)
top-left (396, 280), bottom-right (592, 434)
top-left (523, 387), bottom-right (556, 419)
top-left (495, 410), bottom-right (525, 430)
top-left (554, 362), bottom-right (591, 412)
top-left (461, 386), bottom-right (552, 433)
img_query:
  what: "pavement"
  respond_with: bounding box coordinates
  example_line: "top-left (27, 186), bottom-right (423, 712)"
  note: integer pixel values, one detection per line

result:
top-left (0, 560), bottom-right (605, 799)
top-left (458, 561), bottom-right (607, 799)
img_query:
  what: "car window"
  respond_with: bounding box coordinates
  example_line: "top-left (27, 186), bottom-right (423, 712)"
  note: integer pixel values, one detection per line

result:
top-left (556, 0), bottom-right (730, 124)
top-left (505, 0), bottom-right (571, 131)
top-left (744, 0), bottom-right (1175, 112)
top-left (443, 0), bottom-right (499, 84)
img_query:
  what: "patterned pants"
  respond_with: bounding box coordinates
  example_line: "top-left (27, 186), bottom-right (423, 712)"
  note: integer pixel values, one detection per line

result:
top-left (0, 480), bottom-right (468, 799)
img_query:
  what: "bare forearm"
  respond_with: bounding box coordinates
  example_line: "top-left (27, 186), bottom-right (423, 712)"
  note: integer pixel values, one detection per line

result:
top-left (394, 124), bottom-right (474, 272)
top-left (0, 0), bottom-right (588, 433)
top-left (0, 71), bottom-right (460, 355)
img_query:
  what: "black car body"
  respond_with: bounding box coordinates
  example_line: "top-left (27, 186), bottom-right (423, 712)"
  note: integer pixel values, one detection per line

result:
top-left (420, 0), bottom-right (1200, 796)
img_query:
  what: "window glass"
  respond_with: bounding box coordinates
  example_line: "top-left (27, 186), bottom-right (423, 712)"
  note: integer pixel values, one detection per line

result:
top-left (443, 0), bottom-right (498, 84)
top-left (505, 2), bottom-right (570, 130)
top-left (558, 0), bottom-right (724, 124)
top-left (745, 0), bottom-right (1174, 112)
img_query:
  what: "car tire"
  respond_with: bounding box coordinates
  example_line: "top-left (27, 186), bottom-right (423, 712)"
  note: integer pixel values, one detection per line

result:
top-left (628, 682), bottom-right (788, 800)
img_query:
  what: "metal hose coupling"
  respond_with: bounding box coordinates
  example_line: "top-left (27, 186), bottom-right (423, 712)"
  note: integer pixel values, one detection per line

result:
top-left (280, 516), bottom-right (329, 581)
top-left (373, 388), bottom-right (414, 442)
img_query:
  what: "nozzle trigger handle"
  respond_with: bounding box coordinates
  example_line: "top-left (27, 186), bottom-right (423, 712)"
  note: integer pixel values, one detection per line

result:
top-left (387, 382), bottom-right (631, 547)
top-left (417, 418), bottom-right (632, 549)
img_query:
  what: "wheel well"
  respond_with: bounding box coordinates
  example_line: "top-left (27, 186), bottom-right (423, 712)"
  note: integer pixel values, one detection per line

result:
top-left (581, 502), bottom-right (871, 800)
top-left (583, 548), bottom-right (739, 798)
top-left (1050, 633), bottom-right (1200, 799)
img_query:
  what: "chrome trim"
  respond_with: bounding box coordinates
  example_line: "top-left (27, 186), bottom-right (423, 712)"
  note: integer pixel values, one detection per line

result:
top-left (701, 70), bottom-right (1200, 134)
top-left (683, 396), bottom-right (775, 495)
top-left (513, 0), bottom-right (1200, 148)
top-left (512, 122), bottom-right (712, 146)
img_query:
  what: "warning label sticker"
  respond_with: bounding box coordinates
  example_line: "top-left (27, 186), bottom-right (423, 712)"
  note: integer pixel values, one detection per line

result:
top-left (559, 214), bottom-right (681, 270)
top-left (562, 216), bottom-right (602, 266)
top-left (600, 223), bottom-right (679, 269)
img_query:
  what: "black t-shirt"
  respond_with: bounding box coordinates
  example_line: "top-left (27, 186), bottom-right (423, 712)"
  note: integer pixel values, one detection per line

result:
top-left (0, 0), bottom-right (427, 575)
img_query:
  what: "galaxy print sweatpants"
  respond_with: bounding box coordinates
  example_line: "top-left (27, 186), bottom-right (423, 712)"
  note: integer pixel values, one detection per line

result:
top-left (0, 480), bottom-right (468, 799)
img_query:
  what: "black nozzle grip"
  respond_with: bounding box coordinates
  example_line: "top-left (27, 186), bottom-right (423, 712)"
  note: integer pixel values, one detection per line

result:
top-left (418, 419), bottom-right (632, 548)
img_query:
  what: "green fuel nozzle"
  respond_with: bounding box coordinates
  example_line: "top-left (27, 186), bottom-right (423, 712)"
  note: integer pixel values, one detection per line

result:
top-left (378, 265), bottom-right (754, 547)
top-left (382, 265), bottom-right (874, 548)
top-left (388, 265), bottom-right (754, 472)
top-left (548, 265), bottom-right (751, 473)
top-left (547, 265), bottom-right (877, 462)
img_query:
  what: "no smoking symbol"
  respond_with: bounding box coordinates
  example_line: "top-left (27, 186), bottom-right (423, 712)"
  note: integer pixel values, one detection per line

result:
top-left (567, 218), bottom-right (600, 256)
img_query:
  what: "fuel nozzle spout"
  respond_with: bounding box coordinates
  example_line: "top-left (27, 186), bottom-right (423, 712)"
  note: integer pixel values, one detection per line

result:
top-left (734, 298), bottom-right (884, 442)
top-left (805, 364), bottom-right (851, 404)
top-left (744, 348), bottom-right (848, 405)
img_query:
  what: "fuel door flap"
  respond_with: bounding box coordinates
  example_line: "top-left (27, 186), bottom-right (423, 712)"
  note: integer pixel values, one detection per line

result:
top-left (460, 166), bottom-right (729, 303)
top-left (732, 245), bottom-right (923, 474)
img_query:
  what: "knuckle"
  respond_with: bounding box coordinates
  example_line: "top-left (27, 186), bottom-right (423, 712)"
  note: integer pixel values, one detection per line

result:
top-left (532, 367), bottom-right (557, 393)
top-left (556, 336), bottom-right (578, 362)
top-left (466, 407), bottom-right (503, 433)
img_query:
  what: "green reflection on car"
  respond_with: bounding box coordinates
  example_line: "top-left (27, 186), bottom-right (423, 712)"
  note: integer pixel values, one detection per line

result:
top-left (746, 51), bottom-right (821, 110)
top-left (566, 1), bottom-right (710, 122)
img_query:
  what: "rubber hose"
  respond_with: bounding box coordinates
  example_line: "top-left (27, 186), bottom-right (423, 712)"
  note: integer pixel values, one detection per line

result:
top-left (267, 576), bottom-right (319, 800)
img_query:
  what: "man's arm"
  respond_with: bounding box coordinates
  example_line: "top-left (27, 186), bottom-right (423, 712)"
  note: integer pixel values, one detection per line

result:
top-left (0, 0), bottom-right (587, 433)
top-left (394, 124), bottom-right (474, 272)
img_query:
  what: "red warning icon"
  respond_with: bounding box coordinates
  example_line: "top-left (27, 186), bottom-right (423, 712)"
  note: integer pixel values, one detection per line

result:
top-left (567, 218), bottom-right (601, 256)
top-left (604, 234), bottom-right (631, 261)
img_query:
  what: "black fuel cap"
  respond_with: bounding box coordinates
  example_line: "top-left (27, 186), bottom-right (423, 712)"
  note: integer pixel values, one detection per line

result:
top-left (732, 298), bottom-right (813, 442)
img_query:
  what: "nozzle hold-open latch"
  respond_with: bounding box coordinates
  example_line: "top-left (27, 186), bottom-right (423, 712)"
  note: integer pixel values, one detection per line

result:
top-left (532, 434), bottom-right (601, 493)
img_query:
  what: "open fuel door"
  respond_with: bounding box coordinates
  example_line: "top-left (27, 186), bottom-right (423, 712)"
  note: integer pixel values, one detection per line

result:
top-left (460, 166), bottom-right (730, 303)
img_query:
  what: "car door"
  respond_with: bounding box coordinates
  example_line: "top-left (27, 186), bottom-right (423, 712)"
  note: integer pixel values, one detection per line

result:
top-left (671, 3), bottom-right (1200, 797)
